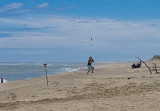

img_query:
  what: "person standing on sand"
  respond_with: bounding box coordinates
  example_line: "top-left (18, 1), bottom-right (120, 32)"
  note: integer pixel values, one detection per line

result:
top-left (87, 56), bottom-right (94, 74)
top-left (1, 77), bottom-right (3, 83)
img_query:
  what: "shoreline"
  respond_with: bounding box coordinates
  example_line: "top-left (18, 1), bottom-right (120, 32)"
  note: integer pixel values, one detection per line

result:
top-left (1, 62), bottom-right (160, 111)
top-left (0, 61), bottom-right (153, 89)
top-left (1, 62), bottom-right (105, 83)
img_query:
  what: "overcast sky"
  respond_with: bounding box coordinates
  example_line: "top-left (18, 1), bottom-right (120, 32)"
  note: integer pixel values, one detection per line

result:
top-left (0, 0), bottom-right (160, 62)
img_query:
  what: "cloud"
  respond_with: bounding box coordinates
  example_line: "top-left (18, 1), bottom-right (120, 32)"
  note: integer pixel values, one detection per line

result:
top-left (0, 3), bottom-right (23, 12)
top-left (37, 3), bottom-right (50, 8)
top-left (5, 3), bottom-right (23, 9)
top-left (56, 6), bottom-right (75, 11)
top-left (0, 15), bottom-right (160, 61)
top-left (0, 27), bottom-right (50, 32)
top-left (0, 2), bottom-right (51, 17)
top-left (0, 3), bottom-right (75, 18)
top-left (0, 15), bottom-right (160, 51)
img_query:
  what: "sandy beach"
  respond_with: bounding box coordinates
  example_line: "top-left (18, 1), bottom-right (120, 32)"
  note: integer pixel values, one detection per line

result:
top-left (1, 62), bottom-right (160, 111)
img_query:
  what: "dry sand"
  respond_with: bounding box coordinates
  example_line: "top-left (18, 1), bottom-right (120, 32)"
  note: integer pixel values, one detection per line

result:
top-left (1, 62), bottom-right (160, 111)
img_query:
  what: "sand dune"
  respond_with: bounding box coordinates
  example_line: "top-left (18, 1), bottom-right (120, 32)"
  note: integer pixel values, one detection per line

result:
top-left (0, 62), bottom-right (160, 111)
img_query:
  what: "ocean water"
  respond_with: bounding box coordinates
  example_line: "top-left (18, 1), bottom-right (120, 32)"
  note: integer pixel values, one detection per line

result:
top-left (0, 62), bottom-right (101, 83)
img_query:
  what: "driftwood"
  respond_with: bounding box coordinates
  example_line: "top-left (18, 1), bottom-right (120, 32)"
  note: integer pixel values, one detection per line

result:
top-left (136, 57), bottom-right (152, 74)
top-left (152, 63), bottom-right (159, 74)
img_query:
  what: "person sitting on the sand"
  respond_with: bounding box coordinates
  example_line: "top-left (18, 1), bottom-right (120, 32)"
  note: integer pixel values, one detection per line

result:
top-left (139, 60), bottom-right (142, 67)
top-left (87, 56), bottom-right (94, 74)
top-left (136, 63), bottom-right (141, 68)
top-left (132, 60), bottom-right (142, 68)
top-left (136, 60), bottom-right (142, 68)
top-left (132, 63), bottom-right (136, 68)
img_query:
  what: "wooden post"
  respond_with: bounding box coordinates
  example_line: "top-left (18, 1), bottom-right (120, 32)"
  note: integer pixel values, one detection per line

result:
top-left (136, 57), bottom-right (152, 74)
top-left (45, 69), bottom-right (48, 86)
top-left (43, 64), bottom-right (49, 86)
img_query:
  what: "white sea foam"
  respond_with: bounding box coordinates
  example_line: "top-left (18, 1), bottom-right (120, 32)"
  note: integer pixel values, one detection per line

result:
top-left (1, 79), bottom-right (7, 83)
top-left (63, 68), bottom-right (80, 72)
